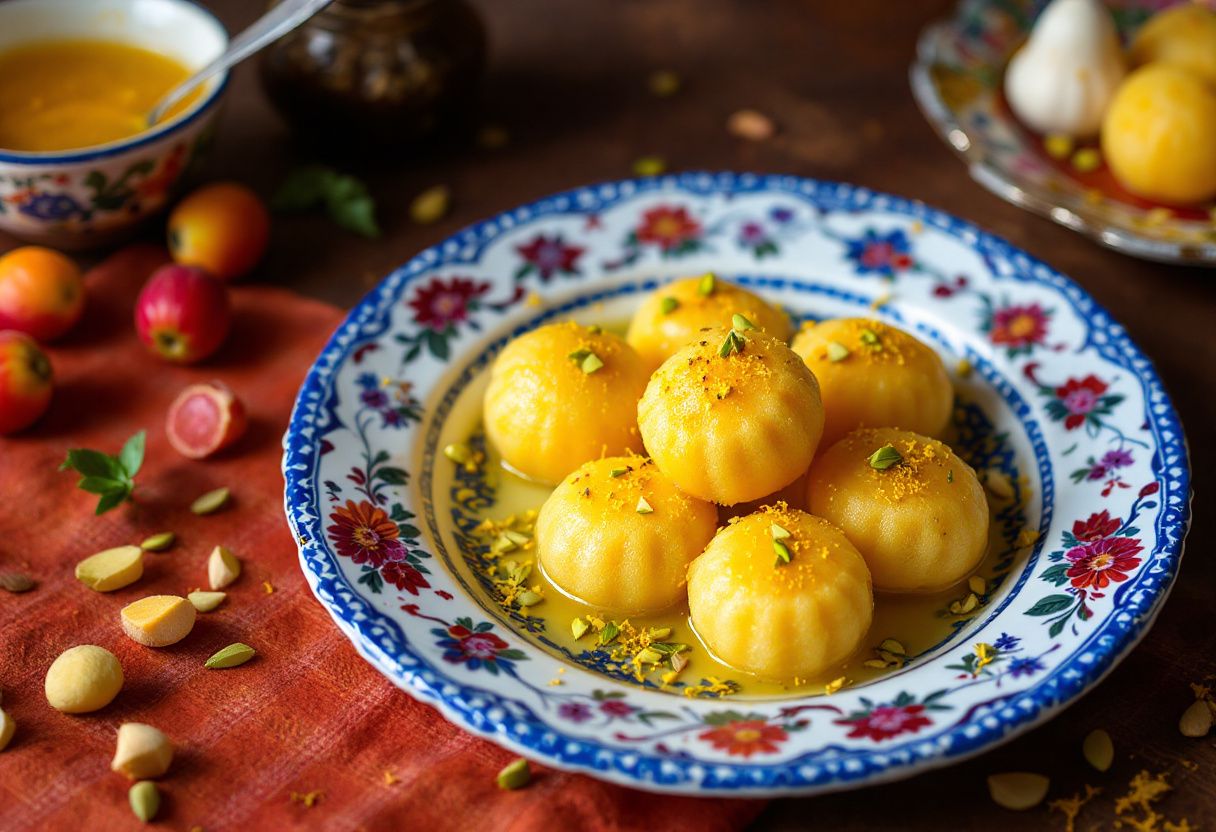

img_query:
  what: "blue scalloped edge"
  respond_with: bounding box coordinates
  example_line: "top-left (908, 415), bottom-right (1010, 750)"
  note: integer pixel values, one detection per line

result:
top-left (281, 172), bottom-right (1191, 795)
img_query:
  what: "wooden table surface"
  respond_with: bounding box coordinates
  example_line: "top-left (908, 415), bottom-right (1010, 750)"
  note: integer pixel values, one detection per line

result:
top-left (10, 0), bottom-right (1214, 827)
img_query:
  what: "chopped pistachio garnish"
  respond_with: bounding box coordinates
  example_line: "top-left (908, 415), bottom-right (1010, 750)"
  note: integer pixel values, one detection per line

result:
top-left (731, 313), bottom-right (756, 331)
top-left (648, 627), bottom-right (672, 640)
top-left (609, 467), bottom-right (628, 478)
top-left (697, 272), bottom-right (716, 297)
top-left (867, 444), bottom-right (902, 470)
top-left (443, 442), bottom-right (473, 465)
top-left (568, 348), bottom-right (604, 374)
top-left (949, 593), bottom-right (980, 615)
top-left (947, 469), bottom-right (954, 483)
top-left (503, 530), bottom-right (532, 547)
top-left (669, 651), bottom-right (688, 673)
top-left (139, 532), bottom-right (176, 552)
top-left (598, 621), bottom-right (620, 646)
top-left (587, 325), bottom-right (602, 335)
top-left (773, 539), bottom-right (792, 566)
top-left (635, 496), bottom-right (654, 514)
top-left (718, 329), bottom-right (745, 358)
top-left (770, 523), bottom-right (791, 540)
top-left (826, 341), bottom-right (850, 362)
top-left (497, 758), bottom-right (531, 790)
top-left (660, 296), bottom-right (679, 315)
top-left (571, 617), bottom-right (590, 639)
top-left (968, 575), bottom-right (987, 595)
top-left (636, 647), bottom-right (663, 664)
top-left (516, 590), bottom-right (542, 608)
top-left (650, 642), bottom-right (689, 655)
top-left (859, 327), bottom-right (882, 348)
top-left (878, 638), bottom-right (906, 656)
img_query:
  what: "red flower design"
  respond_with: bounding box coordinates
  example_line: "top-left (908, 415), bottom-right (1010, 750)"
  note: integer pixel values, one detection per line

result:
top-left (327, 499), bottom-right (407, 567)
top-left (698, 720), bottom-right (788, 758)
top-left (1065, 537), bottom-right (1143, 591)
top-left (635, 206), bottom-right (702, 250)
top-left (1054, 375), bottom-right (1109, 429)
top-left (1072, 510), bottom-right (1121, 542)
top-left (1139, 482), bottom-right (1160, 498)
top-left (599, 699), bottom-right (633, 717)
top-left (515, 234), bottom-right (584, 280)
top-left (835, 704), bottom-right (933, 742)
top-left (381, 560), bottom-right (430, 595)
top-left (407, 276), bottom-right (491, 331)
top-left (989, 303), bottom-right (1049, 349)
top-left (447, 625), bottom-right (509, 660)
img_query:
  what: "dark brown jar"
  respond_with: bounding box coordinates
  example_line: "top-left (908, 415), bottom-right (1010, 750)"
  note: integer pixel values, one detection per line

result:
top-left (259, 0), bottom-right (486, 149)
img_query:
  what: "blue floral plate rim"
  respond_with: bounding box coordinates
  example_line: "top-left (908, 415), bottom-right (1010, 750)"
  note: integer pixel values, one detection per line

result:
top-left (282, 171), bottom-right (1191, 795)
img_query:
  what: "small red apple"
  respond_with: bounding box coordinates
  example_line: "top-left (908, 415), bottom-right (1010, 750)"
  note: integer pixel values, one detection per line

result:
top-left (165, 380), bottom-right (247, 459)
top-left (0, 329), bottom-right (53, 434)
top-left (134, 264), bottom-right (231, 364)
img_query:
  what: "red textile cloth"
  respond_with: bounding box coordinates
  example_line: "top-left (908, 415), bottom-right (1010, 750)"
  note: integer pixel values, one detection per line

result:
top-left (0, 245), bottom-right (763, 831)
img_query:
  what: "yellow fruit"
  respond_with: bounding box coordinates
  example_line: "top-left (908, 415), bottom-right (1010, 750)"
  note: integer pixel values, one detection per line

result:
top-left (638, 327), bottom-right (824, 505)
top-left (626, 275), bottom-right (792, 371)
top-left (1101, 64), bottom-right (1216, 204)
top-left (1129, 4), bottom-right (1216, 87)
top-left (75, 545), bottom-right (144, 592)
top-left (790, 318), bottom-right (953, 447)
top-left (44, 645), bottom-right (124, 713)
top-left (807, 428), bottom-right (989, 593)
top-left (484, 322), bottom-right (649, 484)
top-left (120, 595), bottom-right (197, 647)
top-left (536, 456), bottom-right (718, 612)
top-left (687, 506), bottom-right (873, 680)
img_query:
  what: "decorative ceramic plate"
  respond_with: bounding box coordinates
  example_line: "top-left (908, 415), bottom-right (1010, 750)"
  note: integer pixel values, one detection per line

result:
top-left (283, 173), bottom-right (1190, 795)
top-left (911, 0), bottom-right (1216, 265)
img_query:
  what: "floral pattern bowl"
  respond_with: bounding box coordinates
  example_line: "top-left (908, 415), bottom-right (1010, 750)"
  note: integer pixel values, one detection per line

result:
top-left (0, 0), bottom-right (228, 250)
top-left (283, 173), bottom-right (1190, 795)
top-left (911, 0), bottom-right (1216, 265)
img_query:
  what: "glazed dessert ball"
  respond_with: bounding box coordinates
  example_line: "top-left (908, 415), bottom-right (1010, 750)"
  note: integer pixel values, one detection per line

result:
top-left (687, 505), bottom-right (873, 681)
top-left (807, 427), bottom-right (989, 593)
top-left (1129, 4), bottom-right (1216, 87)
top-left (791, 318), bottom-right (953, 448)
top-left (484, 322), bottom-right (649, 484)
top-left (626, 274), bottom-right (792, 371)
top-left (637, 325), bottom-right (824, 505)
top-left (1101, 64), bottom-right (1216, 204)
top-left (536, 456), bottom-right (718, 613)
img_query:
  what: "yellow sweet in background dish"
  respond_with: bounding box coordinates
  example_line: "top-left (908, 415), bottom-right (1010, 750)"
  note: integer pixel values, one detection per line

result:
top-left (536, 456), bottom-right (719, 613)
top-left (791, 318), bottom-right (953, 448)
top-left (1128, 4), bottom-right (1216, 88)
top-left (626, 274), bottom-right (792, 371)
top-left (1101, 64), bottom-right (1216, 205)
top-left (0, 39), bottom-right (200, 152)
top-left (807, 427), bottom-right (989, 593)
top-left (687, 505), bottom-right (873, 681)
top-left (637, 325), bottom-right (824, 505)
top-left (484, 322), bottom-right (649, 484)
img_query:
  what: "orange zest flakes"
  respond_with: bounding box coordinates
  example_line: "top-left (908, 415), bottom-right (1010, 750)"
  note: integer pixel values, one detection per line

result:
top-left (383, 770), bottom-right (399, 786)
top-left (1049, 784), bottom-right (1100, 832)
top-left (1113, 770), bottom-right (1181, 832)
top-left (972, 642), bottom-right (996, 677)
top-left (263, 580), bottom-right (274, 594)
top-left (824, 676), bottom-right (847, 695)
top-left (289, 790), bottom-right (323, 808)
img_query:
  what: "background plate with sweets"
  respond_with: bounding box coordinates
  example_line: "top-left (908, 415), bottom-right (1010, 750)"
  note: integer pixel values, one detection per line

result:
top-left (283, 173), bottom-right (1189, 795)
top-left (911, 0), bottom-right (1216, 265)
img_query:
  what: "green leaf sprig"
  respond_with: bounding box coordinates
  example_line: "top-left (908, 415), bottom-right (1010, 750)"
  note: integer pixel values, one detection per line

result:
top-left (59, 430), bottom-right (146, 515)
top-left (272, 165), bottom-right (380, 238)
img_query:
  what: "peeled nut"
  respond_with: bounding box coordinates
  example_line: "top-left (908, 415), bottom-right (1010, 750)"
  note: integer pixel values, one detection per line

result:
top-left (120, 596), bottom-right (197, 647)
top-left (1180, 699), bottom-right (1213, 738)
top-left (987, 772), bottom-right (1050, 811)
top-left (44, 645), bottom-right (124, 713)
top-left (0, 708), bottom-right (14, 751)
top-left (187, 590), bottom-right (226, 612)
top-left (112, 723), bottom-right (174, 779)
top-left (75, 546), bottom-right (143, 592)
top-left (207, 545), bottom-right (241, 590)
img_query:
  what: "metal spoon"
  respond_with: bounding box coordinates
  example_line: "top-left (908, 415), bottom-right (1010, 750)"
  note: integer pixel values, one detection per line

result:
top-left (146, 0), bottom-right (334, 126)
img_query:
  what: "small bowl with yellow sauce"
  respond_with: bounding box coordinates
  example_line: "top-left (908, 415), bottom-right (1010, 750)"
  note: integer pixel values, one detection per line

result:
top-left (0, 0), bottom-right (228, 249)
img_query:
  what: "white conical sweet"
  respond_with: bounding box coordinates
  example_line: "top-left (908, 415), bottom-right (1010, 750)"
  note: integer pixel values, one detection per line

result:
top-left (1004, 0), bottom-right (1125, 138)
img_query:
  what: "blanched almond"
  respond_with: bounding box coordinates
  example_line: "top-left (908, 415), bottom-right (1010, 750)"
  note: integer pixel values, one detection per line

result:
top-left (988, 772), bottom-right (1050, 810)
top-left (121, 596), bottom-right (196, 647)
top-left (111, 723), bottom-right (173, 779)
top-left (75, 546), bottom-right (143, 592)
top-left (207, 546), bottom-right (240, 590)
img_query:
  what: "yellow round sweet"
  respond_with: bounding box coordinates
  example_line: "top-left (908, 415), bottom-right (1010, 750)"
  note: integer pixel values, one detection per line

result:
top-left (1129, 4), bottom-right (1216, 88)
top-left (484, 322), bottom-right (649, 484)
top-left (638, 326), bottom-right (824, 505)
top-left (1101, 64), bottom-right (1216, 204)
top-left (791, 318), bottom-right (953, 448)
top-left (807, 427), bottom-right (989, 593)
top-left (687, 505), bottom-right (873, 681)
top-left (536, 456), bottom-right (719, 613)
top-left (626, 274), bottom-right (792, 371)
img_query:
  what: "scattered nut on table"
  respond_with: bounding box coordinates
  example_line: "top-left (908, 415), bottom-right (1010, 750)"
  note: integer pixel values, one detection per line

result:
top-left (44, 645), bottom-right (124, 713)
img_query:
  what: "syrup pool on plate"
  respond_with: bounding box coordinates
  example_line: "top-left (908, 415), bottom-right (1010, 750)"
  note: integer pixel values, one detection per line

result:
top-left (429, 338), bottom-right (1029, 700)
